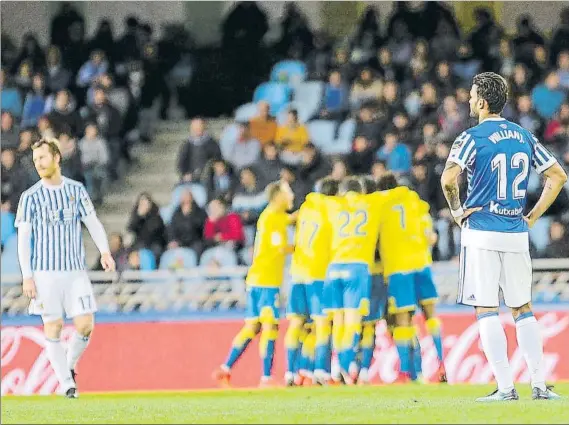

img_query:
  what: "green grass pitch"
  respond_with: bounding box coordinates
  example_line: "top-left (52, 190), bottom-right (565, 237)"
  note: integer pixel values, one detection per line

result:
top-left (2, 383), bottom-right (568, 424)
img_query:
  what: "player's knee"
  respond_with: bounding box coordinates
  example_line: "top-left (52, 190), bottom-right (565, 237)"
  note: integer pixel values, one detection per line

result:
top-left (511, 303), bottom-right (532, 320)
top-left (43, 319), bottom-right (64, 339)
top-left (421, 303), bottom-right (436, 320)
top-left (475, 306), bottom-right (499, 319)
top-left (394, 312), bottom-right (411, 327)
top-left (74, 314), bottom-right (94, 337)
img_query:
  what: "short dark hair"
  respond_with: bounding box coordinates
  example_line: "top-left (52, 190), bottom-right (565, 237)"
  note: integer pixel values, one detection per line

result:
top-left (339, 176), bottom-right (364, 194)
top-left (288, 109), bottom-right (298, 120)
top-left (316, 177), bottom-right (339, 196)
top-left (376, 172), bottom-right (399, 191)
top-left (472, 72), bottom-right (508, 114)
top-left (361, 176), bottom-right (377, 194)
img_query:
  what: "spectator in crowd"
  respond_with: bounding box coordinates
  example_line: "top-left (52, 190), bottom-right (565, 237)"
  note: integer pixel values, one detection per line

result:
top-left (16, 128), bottom-right (39, 184)
top-left (355, 105), bottom-right (383, 149)
top-left (331, 48), bottom-right (354, 83)
top-left (452, 42), bottom-right (482, 84)
top-left (557, 50), bottom-right (569, 89)
top-left (88, 20), bottom-right (116, 64)
top-left (531, 71), bottom-right (565, 120)
top-left (76, 50), bottom-right (109, 88)
top-left (203, 197), bottom-right (245, 252)
top-left (125, 249), bottom-right (142, 271)
top-left (550, 7), bottom-right (569, 65)
top-left (298, 143), bottom-right (331, 189)
top-left (438, 95), bottom-right (467, 140)
top-left (178, 117), bottom-right (222, 183)
top-left (1, 111), bottom-right (20, 150)
top-left (116, 16), bottom-right (141, 64)
top-left (59, 128), bottom-right (84, 183)
top-left (50, 2), bottom-right (84, 49)
top-left (128, 192), bottom-right (166, 258)
top-left (167, 189), bottom-right (207, 255)
top-left (93, 232), bottom-right (128, 272)
top-left (410, 160), bottom-right (433, 204)
top-left (320, 70), bottom-right (349, 120)
top-left (255, 142), bottom-right (284, 187)
top-left (468, 8), bottom-right (503, 72)
top-left (430, 19), bottom-right (460, 63)
top-left (330, 158), bottom-right (348, 181)
top-left (513, 94), bottom-right (543, 136)
top-left (377, 131), bottom-right (412, 175)
top-left (305, 32), bottom-right (331, 81)
top-left (232, 167), bottom-right (267, 227)
top-left (21, 74), bottom-right (47, 127)
top-left (45, 46), bottom-right (71, 93)
top-left (544, 220), bottom-right (569, 259)
top-left (79, 123), bottom-right (109, 205)
top-left (530, 45), bottom-right (550, 85)
top-left (14, 59), bottom-right (33, 92)
top-left (1, 149), bottom-right (28, 214)
top-left (11, 33), bottom-right (45, 76)
top-left (371, 159), bottom-right (388, 181)
top-left (0, 69), bottom-right (23, 118)
top-left (47, 89), bottom-right (82, 135)
top-left (370, 47), bottom-right (396, 82)
top-left (350, 67), bottom-right (383, 110)
top-left (512, 15), bottom-right (545, 64)
top-left (249, 101), bottom-right (277, 146)
top-left (228, 122), bottom-right (260, 171)
top-left (275, 109), bottom-right (309, 163)
top-left (509, 63), bottom-right (532, 100)
top-left (498, 39), bottom-right (516, 80)
top-left (280, 166), bottom-right (308, 211)
top-left (82, 87), bottom-right (123, 179)
top-left (202, 159), bottom-right (236, 203)
top-left (347, 136), bottom-right (375, 175)
top-left (381, 80), bottom-right (402, 118)
top-left (386, 19), bottom-right (414, 75)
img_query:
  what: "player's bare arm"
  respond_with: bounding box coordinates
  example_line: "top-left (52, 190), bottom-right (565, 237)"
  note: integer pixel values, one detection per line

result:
top-left (524, 162), bottom-right (568, 228)
top-left (440, 162), bottom-right (481, 225)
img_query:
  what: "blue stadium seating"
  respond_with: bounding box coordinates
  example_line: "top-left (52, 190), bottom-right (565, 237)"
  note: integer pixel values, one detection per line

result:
top-left (234, 102), bottom-right (259, 122)
top-left (307, 120), bottom-right (337, 149)
top-left (199, 246), bottom-right (238, 267)
top-left (276, 81), bottom-right (325, 124)
top-left (159, 247), bottom-right (198, 270)
top-left (270, 60), bottom-right (307, 86)
top-left (160, 183), bottom-right (208, 224)
top-left (219, 123), bottom-right (240, 159)
top-left (1, 211), bottom-right (16, 247)
top-left (1, 234), bottom-right (20, 277)
top-left (138, 248), bottom-right (157, 271)
top-left (325, 119), bottom-right (356, 155)
top-left (253, 82), bottom-right (291, 116)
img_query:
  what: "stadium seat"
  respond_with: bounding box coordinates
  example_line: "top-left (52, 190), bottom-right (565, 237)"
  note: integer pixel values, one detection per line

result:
top-left (159, 247), bottom-right (198, 270)
top-left (276, 82), bottom-right (325, 124)
top-left (307, 120), bottom-right (337, 149)
top-left (239, 246), bottom-right (253, 266)
top-left (138, 248), bottom-right (157, 271)
top-left (159, 204), bottom-right (176, 225)
top-left (1, 211), bottom-right (16, 247)
top-left (219, 123), bottom-right (240, 159)
top-left (171, 183), bottom-right (207, 208)
top-left (253, 82), bottom-right (291, 116)
top-left (234, 102), bottom-right (259, 122)
top-left (270, 60), bottom-right (307, 86)
top-left (1, 234), bottom-right (20, 277)
top-left (529, 217), bottom-right (552, 255)
top-left (199, 246), bottom-right (238, 267)
top-left (324, 119), bottom-right (356, 155)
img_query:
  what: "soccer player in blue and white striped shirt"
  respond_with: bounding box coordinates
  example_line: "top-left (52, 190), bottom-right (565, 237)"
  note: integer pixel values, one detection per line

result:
top-left (16, 137), bottom-right (116, 399)
top-left (441, 73), bottom-right (567, 402)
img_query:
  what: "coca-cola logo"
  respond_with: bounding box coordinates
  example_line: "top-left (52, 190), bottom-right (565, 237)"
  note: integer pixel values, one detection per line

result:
top-left (368, 312), bottom-right (569, 384)
top-left (1, 326), bottom-right (74, 396)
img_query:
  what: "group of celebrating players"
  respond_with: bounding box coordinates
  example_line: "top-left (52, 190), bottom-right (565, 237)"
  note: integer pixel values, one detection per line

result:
top-left (213, 171), bottom-right (447, 388)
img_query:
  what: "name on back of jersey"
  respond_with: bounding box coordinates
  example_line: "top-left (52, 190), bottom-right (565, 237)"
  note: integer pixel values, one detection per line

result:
top-left (488, 129), bottom-right (524, 144)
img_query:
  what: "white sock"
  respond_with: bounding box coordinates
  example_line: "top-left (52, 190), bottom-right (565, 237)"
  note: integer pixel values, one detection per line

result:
top-left (45, 338), bottom-right (75, 391)
top-left (67, 333), bottom-right (91, 371)
top-left (515, 313), bottom-right (546, 391)
top-left (478, 313), bottom-right (514, 393)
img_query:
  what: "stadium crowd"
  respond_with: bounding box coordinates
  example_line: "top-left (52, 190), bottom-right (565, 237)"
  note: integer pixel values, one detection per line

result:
top-left (2, 2), bottom-right (569, 273)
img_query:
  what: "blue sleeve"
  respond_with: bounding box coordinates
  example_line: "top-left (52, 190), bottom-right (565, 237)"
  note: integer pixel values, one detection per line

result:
top-left (447, 131), bottom-right (477, 170)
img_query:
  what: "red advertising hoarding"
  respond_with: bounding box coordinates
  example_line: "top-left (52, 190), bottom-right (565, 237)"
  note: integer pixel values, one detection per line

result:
top-left (2, 312), bottom-right (568, 395)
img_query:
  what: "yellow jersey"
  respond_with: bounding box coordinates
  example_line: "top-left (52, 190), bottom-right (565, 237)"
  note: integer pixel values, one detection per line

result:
top-left (378, 188), bottom-right (425, 277)
top-left (290, 193), bottom-right (330, 283)
top-left (417, 200), bottom-right (434, 268)
top-left (324, 187), bottom-right (409, 268)
top-left (246, 206), bottom-right (290, 287)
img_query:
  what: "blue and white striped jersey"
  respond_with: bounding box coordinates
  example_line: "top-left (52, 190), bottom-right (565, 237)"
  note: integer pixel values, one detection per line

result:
top-left (15, 177), bottom-right (95, 272)
top-left (447, 117), bottom-right (557, 251)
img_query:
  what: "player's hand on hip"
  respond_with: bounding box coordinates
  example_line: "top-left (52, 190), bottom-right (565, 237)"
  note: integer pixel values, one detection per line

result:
top-left (101, 252), bottom-right (116, 272)
top-left (523, 215), bottom-right (537, 228)
top-left (455, 207), bottom-right (482, 226)
top-left (22, 278), bottom-right (37, 299)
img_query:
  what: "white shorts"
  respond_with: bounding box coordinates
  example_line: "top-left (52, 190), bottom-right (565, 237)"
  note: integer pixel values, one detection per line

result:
top-left (29, 270), bottom-right (97, 323)
top-left (457, 246), bottom-right (532, 308)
